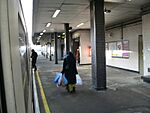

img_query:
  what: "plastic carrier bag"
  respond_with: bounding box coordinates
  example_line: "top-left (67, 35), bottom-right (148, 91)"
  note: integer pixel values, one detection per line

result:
top-left (54, 72), bottom-right (68, 87)
top-left (76, 74), bottom-right (82, 85)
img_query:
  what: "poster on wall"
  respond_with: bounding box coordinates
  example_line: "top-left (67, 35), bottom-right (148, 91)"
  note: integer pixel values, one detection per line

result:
top-left (112, 41), bottom-right (123, 58)
top-left (123, 40), bottom-right (129, 50)
top-left (109, 42), bottom-right (116, 50)
top-left (109, 42), bottom-right (118, 57)
top-left (117, 41), bottom-right (123, 50)
top-left (122, 40), bottom-right (129, 58)
top-left (108, 40), bottom-right (130, 58)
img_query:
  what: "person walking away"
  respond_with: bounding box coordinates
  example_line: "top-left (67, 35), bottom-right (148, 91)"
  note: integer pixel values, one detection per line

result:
top-left (31, 49), bottom-right (38, 71)
top-left (61, 52), bottom-right (78, 93)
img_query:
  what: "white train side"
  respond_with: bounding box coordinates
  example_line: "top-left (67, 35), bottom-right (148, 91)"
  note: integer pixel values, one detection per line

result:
top-left (0, 0), bottom-right (34, 113)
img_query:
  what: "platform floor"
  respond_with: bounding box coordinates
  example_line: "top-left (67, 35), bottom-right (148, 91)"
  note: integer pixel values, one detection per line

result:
top-left (36, 56), bottom-right (150, 113)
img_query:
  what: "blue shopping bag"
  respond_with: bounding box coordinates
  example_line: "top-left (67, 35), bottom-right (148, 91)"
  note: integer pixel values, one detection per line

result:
top-left (54, 72), bottom-right (68, 86)
top-left (61, 74), bottom-right (68, 86)
top-left (54, 72), bottom-right (62, 83)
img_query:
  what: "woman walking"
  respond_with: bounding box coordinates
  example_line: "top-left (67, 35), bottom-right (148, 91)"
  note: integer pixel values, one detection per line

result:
top-left (61, 52), bottom-right (78, 93)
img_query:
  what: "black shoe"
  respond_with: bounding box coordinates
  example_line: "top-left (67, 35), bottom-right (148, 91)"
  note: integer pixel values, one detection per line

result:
top-left (72, 87), bottom-right (76, 93)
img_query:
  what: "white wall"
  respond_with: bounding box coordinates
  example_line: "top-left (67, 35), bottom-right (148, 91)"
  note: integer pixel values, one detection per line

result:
top-left (142, 14), bottom-right (150, 76)
top-left (106, 28), bottom-right (122, 41)
top-left (72, 24), bottom-right (142, 71)
top-left (80, 30), bottom-right (91, 64)
top-left (106, 23), bottom-right (142, 72)
top-left (73, 30), bottom-right (91, 64)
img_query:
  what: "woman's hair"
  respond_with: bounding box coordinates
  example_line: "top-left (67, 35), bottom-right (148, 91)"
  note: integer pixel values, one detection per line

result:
top-left (68, 52), bottom-right (76, 63)
top-left (31, 49), bottom-right (35, 52)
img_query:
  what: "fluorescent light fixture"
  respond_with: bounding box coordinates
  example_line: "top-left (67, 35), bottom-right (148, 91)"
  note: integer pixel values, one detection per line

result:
top-left (46, 22), bottom-right (51, 27)
top-left (62, 32), bottom-right (65, 35)
top-left (52, 9), bottom-right (61, 18)
top-left (76, 23), bottom-right (84, 28)
top-left (40, 32), bottom-right (43, 35)
top-left (43, 29), bottom-right (46, 32)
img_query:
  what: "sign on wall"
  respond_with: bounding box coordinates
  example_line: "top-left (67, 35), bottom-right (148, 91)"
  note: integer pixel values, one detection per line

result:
top-left (107, 40), bottom-right (129, 58)
top-left (122, 40), bottom-right (129, 58)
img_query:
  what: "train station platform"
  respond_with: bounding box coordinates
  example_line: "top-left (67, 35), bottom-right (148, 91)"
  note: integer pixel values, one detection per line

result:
top-left (35, 55), bottom-right (150, 113)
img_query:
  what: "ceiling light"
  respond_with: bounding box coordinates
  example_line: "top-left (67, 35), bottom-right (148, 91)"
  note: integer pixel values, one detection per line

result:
top-left (39, 36), bottom-right (41, 38)
top-left (40, 33), bottom-right (43, 35)
top-left (76, 23), bottom-right (84, 28)
top-left (62, 32), bottom-right (65, 35)
top-left (46, 22), bottom-right (51, 27)
top-left (43, 29), bottom-right (46, 32)
top-left (52, 9), bottom-right (61, 18)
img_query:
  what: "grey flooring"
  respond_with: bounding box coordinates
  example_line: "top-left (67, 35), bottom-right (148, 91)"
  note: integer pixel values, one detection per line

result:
top-left (36, 56), bottom-right (150, 113)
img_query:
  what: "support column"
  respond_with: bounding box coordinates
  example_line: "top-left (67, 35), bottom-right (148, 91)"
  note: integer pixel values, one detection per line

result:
top-left (64, 23), bottom-right (70, 54)
top-left (49, 42), bottom-right (52, 61)
top-left (54, 32), bottom-right (58, 64)
top-left (70, 32), bottom-right (73, 52)
top-left (90, 0), bottom-right (106, 90)
top-left (49, 34), bottom-right (52, 61)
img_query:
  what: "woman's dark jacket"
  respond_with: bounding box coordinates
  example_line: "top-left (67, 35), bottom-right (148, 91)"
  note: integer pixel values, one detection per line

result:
top-left (61, 53), bottom-right (78, 84)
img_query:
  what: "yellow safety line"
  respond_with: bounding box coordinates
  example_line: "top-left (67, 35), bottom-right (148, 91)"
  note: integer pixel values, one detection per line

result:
top-left (36, 71), bottom-right (51, 113)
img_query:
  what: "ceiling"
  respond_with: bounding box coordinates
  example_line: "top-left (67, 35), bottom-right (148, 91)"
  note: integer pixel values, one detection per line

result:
top-left (32, 0), bottom-right (150, 42)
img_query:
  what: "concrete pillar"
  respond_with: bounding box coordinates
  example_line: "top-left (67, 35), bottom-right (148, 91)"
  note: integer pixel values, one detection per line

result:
top-left (90, 0), bottom-right (106, 90)
top-left (54, 32), bottom-right (58, 64)
top-left (49, 42), bottom-right (52, 61)
top-left (64, 23), bottom-right (70, 54)
top-left (70, 32), bottom-right (73, 52)
top-left (49, 34), bottom-right (52, 61)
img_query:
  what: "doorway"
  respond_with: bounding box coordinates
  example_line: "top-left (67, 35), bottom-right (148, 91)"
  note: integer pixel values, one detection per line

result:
top-left (138, 35), bottom-right (143, 75)
top-left (72, 37), bottom-right (80, 64)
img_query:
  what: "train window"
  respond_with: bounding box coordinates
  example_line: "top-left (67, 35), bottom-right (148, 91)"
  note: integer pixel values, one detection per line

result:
top-left (18, 14), bottom-right (30, 111)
